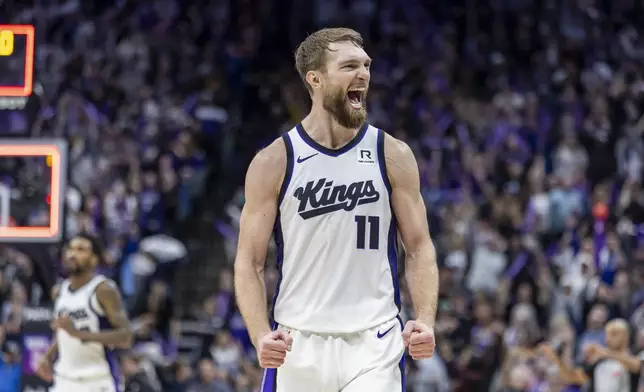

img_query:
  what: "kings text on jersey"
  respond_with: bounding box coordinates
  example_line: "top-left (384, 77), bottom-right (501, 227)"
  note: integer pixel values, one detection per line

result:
top-left (293, 178), bottom-right (380, 220)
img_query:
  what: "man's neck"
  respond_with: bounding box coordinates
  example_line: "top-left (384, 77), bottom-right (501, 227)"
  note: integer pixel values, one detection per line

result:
top-left (301, 107), bottom-right (360, 150)
top-left (69, 272), bottom-right (95, 291)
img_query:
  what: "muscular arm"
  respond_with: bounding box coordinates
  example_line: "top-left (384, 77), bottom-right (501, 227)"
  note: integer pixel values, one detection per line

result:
top-left (75, 281), bottom-right (133, 349)
top-left (540, 346), bottom-right (589, 385)
top-left (44, 341), bottom-right (58, 363)
top-left (602, 350), bottom-right (642, 374)
top-left (385, 135), bottom-right (439, 326)
top-left (36, 341), bottom-right (57, 381)
top-left (44, 285), bottom-right (59, 363)
top-left (234, 139), bottom-right (286, 348)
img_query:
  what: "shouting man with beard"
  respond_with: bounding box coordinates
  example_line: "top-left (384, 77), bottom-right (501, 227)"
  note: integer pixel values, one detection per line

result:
top-left (36, 233), bottom-right (133, 392)
top-left (235, 28), bottom-right (439, 392)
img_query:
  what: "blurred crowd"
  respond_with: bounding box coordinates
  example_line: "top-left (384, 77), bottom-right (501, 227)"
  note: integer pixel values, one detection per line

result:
top-left (0, 0), bottom-right (642, 391)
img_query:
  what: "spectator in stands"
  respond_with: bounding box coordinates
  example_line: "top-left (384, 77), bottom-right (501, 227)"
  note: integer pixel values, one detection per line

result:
top-left (207, 330), bottom-right (242, 377)
top-left (121, 352), bottom-right (156, 392)
top-left (0, 342), bottom-right (21, 392)
top-left (163, 359), bottom-right (194, 392)
top-left (131, 279), bottom-right (177, 344)
top-left (188, 358), bottom-right (233, 392)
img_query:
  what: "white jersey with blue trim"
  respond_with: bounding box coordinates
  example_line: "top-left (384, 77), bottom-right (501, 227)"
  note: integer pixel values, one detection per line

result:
top-left (53, 275), bottom-right (120, 383)
top-left (272, 123), bottom-right (400, 334)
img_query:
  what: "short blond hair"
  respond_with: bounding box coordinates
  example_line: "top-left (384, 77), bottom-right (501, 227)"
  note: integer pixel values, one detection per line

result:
top-left (294, 28), bottom-right (364, 94)
top-left (606, 318), bottom-right (630, 332)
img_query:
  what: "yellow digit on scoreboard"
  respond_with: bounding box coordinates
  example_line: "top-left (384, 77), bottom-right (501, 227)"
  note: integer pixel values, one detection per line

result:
top-left (0, 30), bottom-right (14, 56)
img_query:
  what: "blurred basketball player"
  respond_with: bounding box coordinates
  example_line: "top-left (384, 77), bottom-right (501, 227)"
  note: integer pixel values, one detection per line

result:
top-left (539, 319), bottom-right (642, 391)
top-left (234, 28), bottom-right (439, 391)
top-left (36, 234), bottom-right (133, 392)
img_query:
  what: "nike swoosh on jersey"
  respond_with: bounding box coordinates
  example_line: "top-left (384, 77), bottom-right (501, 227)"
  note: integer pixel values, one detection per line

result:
top-left (297, 153), bottom-right (319, 163)
top-left (377, 325), bottom-right (395, 339)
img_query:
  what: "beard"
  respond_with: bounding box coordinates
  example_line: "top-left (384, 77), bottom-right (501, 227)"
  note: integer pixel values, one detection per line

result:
top-left (322, 85), bottom-right (367, 129)
top-left (67, 265), bottom-right (86, 276)
top-left (66, 260), bottom-right (91, 276)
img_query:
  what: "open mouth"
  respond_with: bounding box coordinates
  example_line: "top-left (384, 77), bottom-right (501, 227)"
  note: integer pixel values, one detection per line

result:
top-left (347, 89), bottom-right (364, 109)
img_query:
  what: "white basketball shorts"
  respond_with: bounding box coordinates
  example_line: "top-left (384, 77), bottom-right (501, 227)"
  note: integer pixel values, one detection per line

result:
top-left (260, 316), bottom-right (406, 392)
top-left (51, 375), bottom-right (120, 392)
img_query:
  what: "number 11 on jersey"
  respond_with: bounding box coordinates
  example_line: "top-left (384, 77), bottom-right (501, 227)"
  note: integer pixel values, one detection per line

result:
top-left (355, 215), bottom-right (380, 250)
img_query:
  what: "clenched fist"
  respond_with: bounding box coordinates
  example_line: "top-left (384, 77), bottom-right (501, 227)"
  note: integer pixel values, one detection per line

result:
top-left (256, 330), bottom-right (293, 368)
top-left (402, 320), bottom-right (435, 360)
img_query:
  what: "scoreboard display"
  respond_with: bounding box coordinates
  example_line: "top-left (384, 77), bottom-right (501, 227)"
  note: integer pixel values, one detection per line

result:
top-left (0, 24), bottom-right (34, 97)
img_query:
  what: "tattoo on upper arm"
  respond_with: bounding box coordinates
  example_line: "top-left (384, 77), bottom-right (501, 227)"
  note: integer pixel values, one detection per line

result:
top-left (97, 283), bottom-right (130, 328)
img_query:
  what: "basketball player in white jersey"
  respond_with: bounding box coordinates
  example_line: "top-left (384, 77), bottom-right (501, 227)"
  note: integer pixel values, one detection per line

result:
top-left (234, 27), bottom-right (439, 391)
top-left (36, 234), bottom-right (133, 392)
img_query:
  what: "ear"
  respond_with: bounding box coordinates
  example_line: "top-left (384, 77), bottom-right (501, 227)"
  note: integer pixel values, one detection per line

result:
top-left (305, 70), bottom-right (323, 91)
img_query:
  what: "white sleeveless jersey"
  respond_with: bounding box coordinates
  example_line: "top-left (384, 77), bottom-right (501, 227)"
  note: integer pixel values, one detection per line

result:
top-left (272, 123), bottom-right (400, 333)
top-left (53, 275), bottom-right (120, 383)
